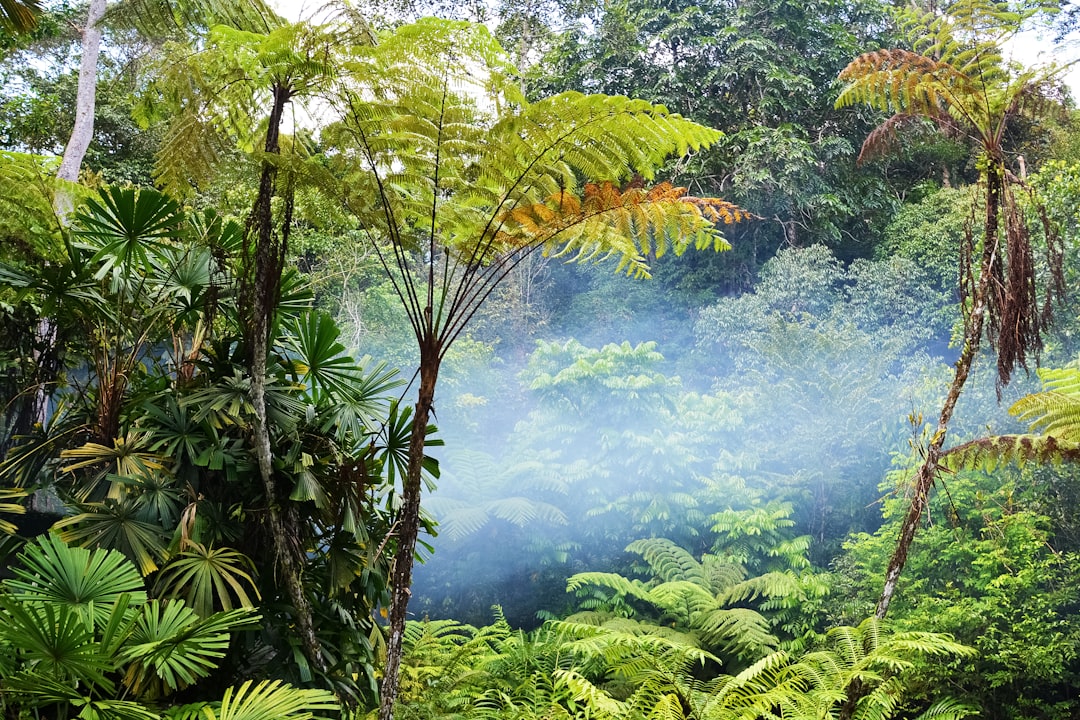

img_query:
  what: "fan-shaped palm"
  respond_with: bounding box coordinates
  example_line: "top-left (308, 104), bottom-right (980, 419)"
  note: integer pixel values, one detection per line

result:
top-left (0, 535), bottom-right (261, 715)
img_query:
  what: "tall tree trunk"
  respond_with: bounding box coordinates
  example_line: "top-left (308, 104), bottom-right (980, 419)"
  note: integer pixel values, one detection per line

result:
top-left (55, 0), bottom-right (105, 215)
top-left (243, 81), bottom-right (326, 675)
top-left (20, 0), bottom-right (106, 510)
top-left (378, 343), bottom-right (439, 720)
top-left (835, 167), bottom-right (1003, 720)
top-left (873, 163), bottom-right (1002, 620)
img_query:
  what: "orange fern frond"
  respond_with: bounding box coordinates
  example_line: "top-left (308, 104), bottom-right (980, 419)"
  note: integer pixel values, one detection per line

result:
top-left (488, 180), bottom-right (748, 276)
top-left (836, 49), bottom-right (974, 115)
top-left (856, 113), bottom-right (940, 164)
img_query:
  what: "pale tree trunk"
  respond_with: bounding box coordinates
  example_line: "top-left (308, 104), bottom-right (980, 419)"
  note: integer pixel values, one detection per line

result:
top-left (55, 0), bottom-right (105, 215)
top-left (378, 343), bottom-right (439, 720)
top-left (30, 0), bottom-right (105, 442)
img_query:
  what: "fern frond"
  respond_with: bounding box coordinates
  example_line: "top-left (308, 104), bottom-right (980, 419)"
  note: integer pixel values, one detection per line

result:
top-left (941, 434), bottom-right (1080, 471)
top-left (492, 181), bottom-right (743, 278)
top-left (836, 49), bottom-right (974, 115)
top-left (566, 572), bottom-right (653, 603)
top-left (1012, 366), bottom-right (1080, 437)
top-left (693, 607), bottom-right (777, 657)
top-left (485, 497), bottom-right (569, 528)
top-left (915, 698), bottom-right (980, 720)
top-left (0, 151), bottom-right (65, 261)
top-left (552, 669), bottom-right (626, 718)
top-left (719, 570), bottom-right (807, 607)
top-left (942, 366), bottom-right (1080, 471)
top-left (626, 538), bottom-right (707, 585)
top-left (857, 113), bottom-right (935, 164)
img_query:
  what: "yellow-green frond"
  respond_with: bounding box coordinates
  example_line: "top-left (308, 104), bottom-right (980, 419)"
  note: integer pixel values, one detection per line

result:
top-left (941, 365), bottom-right (1080, 471)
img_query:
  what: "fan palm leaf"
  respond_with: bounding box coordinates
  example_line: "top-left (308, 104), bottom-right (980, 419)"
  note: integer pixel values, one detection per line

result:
top-left (153, 543), bottom-right (260, 617)
top-left (5, 534), bottom-right (147, 628)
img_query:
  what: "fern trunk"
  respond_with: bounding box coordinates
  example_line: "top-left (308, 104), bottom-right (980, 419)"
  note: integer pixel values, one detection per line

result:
top-left (243, 80), bottom-right (326, 674)
top-left (873, 162), bottom-right (1002, 621)
top-left (379, 346), bottom-right (439, 720)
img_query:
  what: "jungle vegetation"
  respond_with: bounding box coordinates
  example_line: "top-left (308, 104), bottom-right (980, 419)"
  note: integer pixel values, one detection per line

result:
top-left (1, 1), bottom-right (1080, 719)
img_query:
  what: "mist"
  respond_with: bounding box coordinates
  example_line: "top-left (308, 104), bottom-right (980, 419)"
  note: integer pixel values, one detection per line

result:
top-left (331, 242), bottom-right (1050, 629)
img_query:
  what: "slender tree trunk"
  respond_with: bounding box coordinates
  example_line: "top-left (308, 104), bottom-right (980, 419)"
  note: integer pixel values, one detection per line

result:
top-left (873, 163), bottom-right (1001, 620)
top-left (33, 0), bottom-right (105, 435)
top-left (835, 168), bottom-right (1003, 720)
top-left (55, 0), bottom-right (105, 214)
top-left (243, 81), bottom-right (326, 674)
top-left (873, 306), bottom-right (984, 619)
top-left (18, 0), bottom-right (106, 512)
top-left (378, 345), bottom-right (439, 720)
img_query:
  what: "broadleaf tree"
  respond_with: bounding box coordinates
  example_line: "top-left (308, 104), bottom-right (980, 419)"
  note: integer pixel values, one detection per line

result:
top-left (319, 18), bottom-right (745, 719)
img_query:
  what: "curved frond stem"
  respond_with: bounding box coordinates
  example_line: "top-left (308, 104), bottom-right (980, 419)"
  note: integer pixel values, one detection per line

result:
top-left (341, 93), bottom-right (425, 342)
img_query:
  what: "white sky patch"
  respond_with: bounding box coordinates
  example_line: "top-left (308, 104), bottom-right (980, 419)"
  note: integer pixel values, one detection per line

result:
top-left (270, 0), bottom-right (311, 22)
top-left (1006, 26), bottom-right (1080, 97)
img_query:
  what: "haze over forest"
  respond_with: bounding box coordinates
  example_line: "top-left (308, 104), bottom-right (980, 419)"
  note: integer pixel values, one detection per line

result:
top-left (2, 1), bottom-right (1080, 720)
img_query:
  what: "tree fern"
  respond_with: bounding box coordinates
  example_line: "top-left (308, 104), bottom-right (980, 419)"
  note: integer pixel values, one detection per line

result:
top-left (835, 0), bottom-right (1066, 629)
top-left (0, 152), bottom-right (66, 263)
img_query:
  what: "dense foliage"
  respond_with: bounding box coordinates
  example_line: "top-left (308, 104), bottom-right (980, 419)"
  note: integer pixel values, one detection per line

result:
top-left (2, 0), bottom-right (1080, 719)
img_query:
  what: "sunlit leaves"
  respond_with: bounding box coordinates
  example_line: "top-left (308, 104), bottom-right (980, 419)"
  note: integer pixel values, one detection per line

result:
top-left (0, 487), bottom-right (26, 535)
top-left (167, 680), bottom-right (339, 720)
top-left (497, 181), bottom-right (744, 279)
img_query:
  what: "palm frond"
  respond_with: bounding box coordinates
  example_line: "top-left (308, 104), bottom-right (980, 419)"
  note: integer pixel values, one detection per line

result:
top-left (5, 534), bottom-right (147, 628)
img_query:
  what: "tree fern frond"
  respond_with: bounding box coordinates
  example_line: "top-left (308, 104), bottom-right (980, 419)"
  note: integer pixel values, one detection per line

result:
top-left (0, 151), bottom-right (65, 260)
top-left (566, 572), bottom-right (653, 602)
top-left (1012, 366), bottom-right (1080, 436)
top-left (553, 669), bottom-right (626, 718)
top-left (648, 581), bottom-right (718, 617)
top-left (915, 698), bottom-right (980, 720)
top-left (719, 571), bottom-right (807, 606)
top-left (856, 113), bottom-right (940, 164)
top-left (626, 538), bottom-right (707, 585)
top-left (491, 182), bottom-right (743, 278)
top-left (942, 365), bottom-right (1080, 471)
top-left (151, 109), bottom-right (229, 200)
top-left (693, 607), bottom-right (777, 657)
top-left (485, 496), bottom-right (569, 528)
top-left (941, 434), bottom-right (1080, 471)
top-left (836, 49), bottom-right (974, 115)
top-left (109, 0), bottom-right (283, 37)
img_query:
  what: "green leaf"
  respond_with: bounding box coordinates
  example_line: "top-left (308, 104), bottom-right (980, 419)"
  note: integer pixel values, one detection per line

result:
top-left (154, 544), bottom-right (260, 617)
top-left (119, 601), bottom-right (256, 695)
top-left (209, 680), bottom-right (338, 720)
top-left (75, 187), bottom-right (183, 280)
top-left (5, 534), bottom-right (147, 628)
